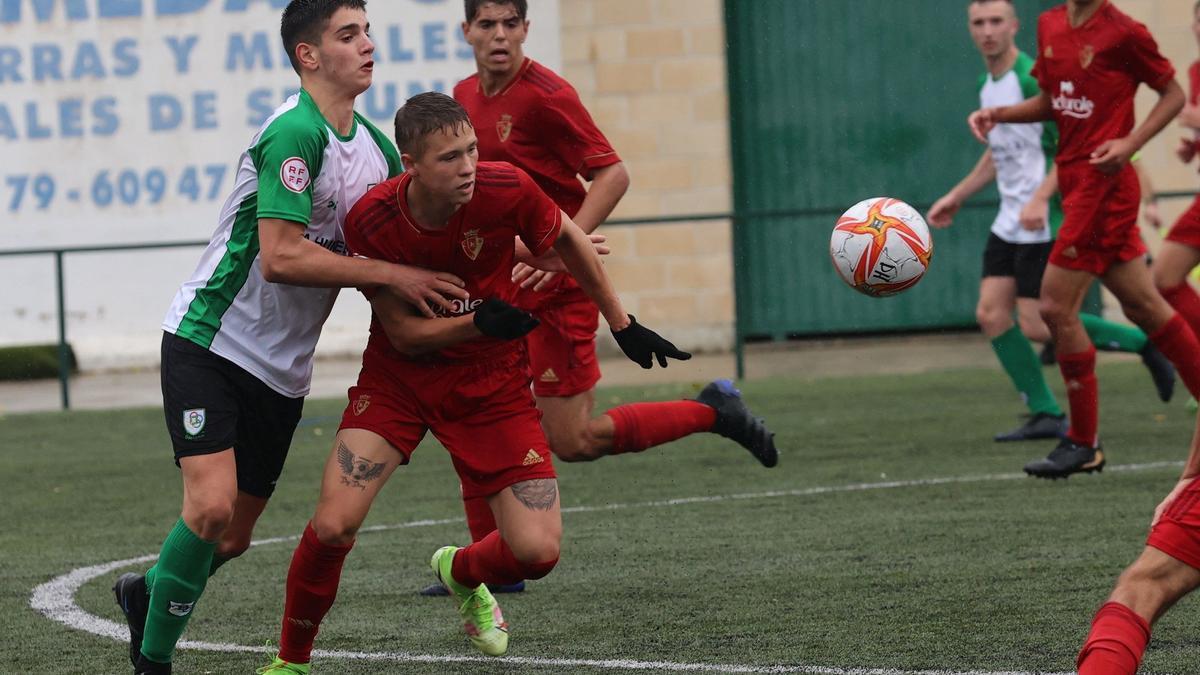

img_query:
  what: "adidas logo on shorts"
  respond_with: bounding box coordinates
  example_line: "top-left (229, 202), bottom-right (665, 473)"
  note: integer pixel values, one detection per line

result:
top-left (522, 449), bottom-right (543, 466)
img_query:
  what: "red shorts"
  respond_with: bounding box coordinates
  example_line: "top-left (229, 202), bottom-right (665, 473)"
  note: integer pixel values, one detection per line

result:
top-left (511, 281), bottom-right (601, 398)
top-left (1165, 194), bottom-right (1200, 250)
top-left (339, 347), bottom-right (556, 499)
top-left (1050, 162), bottom-right (1146, 275)
top-left (1147, 479), bottom-right (1200, 570)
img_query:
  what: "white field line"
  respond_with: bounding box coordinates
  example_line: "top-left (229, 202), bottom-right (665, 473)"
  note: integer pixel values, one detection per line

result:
top-left (33, 461), bottom-right (1182, 674)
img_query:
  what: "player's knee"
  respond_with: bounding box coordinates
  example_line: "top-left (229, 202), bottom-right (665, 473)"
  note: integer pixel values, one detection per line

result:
top-left (1037, 296), bottom-right (1071, 328)
top-left (975, 304), bottom-right (1010, 336)
top-left (551, 432), bottom-right (602, 462)
top-left (216, 537), bottom-right (251, 561)
top-left (1110, 564), bottom-right (1173, 618)
top-left (310, 512), bottom-right (361, 547)
top-left (520, 555), bottom-right (559, 580)
top-left (508, 532), bottom-right (561, 566)
top-left (1118, 296), bottom-right (1162, 329)
top-left (184, 498), bottom-right (235, 541)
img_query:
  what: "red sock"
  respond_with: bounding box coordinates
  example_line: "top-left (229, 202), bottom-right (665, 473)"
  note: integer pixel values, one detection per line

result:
top-left (278, 523), bottom-right (354, 665)
top-left (606, 401), bottom-right (717, 455)
top-left (1077, 602), bottom-right (1150, 675)
top-left (1148, 313), bottom-right (1200, 398)
top-left (1059, 347), bottom-right (1099, 447)
top-left (1160, 282), bottom-right (1200, 339)
top-left (463, 495), bottom-right (497, 543)
top-left (451, 530), bottom-right (558, 587)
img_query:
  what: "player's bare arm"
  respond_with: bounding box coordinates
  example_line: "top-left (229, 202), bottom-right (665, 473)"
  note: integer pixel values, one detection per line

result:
top-left (1091, 79), bottom-right (1185, 174)
top-left (1020, 163), bottom-right (1058, 231)
top-left (366, 290), bottom-right (481, 355)
top-left (928, 150), bottom-right (997, 228)
top-left (571, 162), bottom-right (630, 235)
top-left (511, 163), bottom-right (627, 291)
top-left (257, 217), bottom-right (468, 317)
top-left (512, 232), bottom-right (610, 283)
top-left (551, 214), bottom-right (630, 330)
top-left (970, 92), bottom-right (1051, 142)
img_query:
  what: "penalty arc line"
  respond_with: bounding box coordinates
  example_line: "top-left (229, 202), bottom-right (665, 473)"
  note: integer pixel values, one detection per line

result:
top-left (31, 461), bottom-right (1182, 674)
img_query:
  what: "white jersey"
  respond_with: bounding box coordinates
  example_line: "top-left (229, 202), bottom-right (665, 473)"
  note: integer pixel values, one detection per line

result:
top-left (162, 90), bottom-right (401, 397)
top-left (979, 51), bottom-right (1059, 244)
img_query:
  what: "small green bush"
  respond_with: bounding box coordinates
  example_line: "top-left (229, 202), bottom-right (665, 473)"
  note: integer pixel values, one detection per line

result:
top-left (0, 344), bottom-right (77, 381)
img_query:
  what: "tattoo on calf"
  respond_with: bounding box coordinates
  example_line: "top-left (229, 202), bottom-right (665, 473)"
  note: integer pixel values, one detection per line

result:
top-left (336, 442), bottom-right (386, 490)
top-left (511, 479), bottom-right (558, 511)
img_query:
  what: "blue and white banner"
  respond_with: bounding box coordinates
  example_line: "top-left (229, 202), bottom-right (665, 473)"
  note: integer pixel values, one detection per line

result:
top-left (0, 0), bottom-right (561, 247)
top-left (0, 0), bottom-right (561, 364)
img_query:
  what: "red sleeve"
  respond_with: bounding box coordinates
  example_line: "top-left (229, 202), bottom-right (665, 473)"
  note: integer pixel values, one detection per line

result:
top-left (1123, 19), bottom-right (1175, 90)
top-left (541, 88), bottom-right (621, 179)
top-left (343, 191), bottom-right (391, 300)
top-left (1190, 62), bottom-right (1200, 104)
top-left (512, 168), bottom-right (563, 256)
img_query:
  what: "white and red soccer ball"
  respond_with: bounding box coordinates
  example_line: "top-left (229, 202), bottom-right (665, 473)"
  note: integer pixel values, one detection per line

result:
top-left (829, 197), bottom-right (933, 297)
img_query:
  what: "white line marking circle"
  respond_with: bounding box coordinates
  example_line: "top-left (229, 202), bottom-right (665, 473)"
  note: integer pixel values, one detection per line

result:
top-left (35, 462), bottom-right (1181, 674)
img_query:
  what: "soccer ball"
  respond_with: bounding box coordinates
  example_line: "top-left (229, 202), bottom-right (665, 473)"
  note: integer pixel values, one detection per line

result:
top-left (829, 197), bottom-right (933, 297)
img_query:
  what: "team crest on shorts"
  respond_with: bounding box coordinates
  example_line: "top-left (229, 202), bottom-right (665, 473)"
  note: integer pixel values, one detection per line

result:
top-left (353, 394), bottom-right (371, 416)
top-left (1079, 45), bottom-right (1095, 69)
top-left (183, 408), bottom-right (206, 438)
top-left (461, 229), bottom-right (484, 260)
top-left (497, 114), bottom-right (513, 143)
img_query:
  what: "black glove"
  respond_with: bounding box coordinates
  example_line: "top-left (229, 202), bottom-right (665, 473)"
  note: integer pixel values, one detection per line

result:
top-left (473, 297), bottom-right (540, 340)
top-left (611, 315), bottom-right (692, 369)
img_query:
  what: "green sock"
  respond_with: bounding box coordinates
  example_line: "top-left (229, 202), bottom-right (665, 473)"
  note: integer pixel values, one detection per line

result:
top-left (1079, 312), bottom-right (1147, 353)
top-left (140, 518), bottom-right (216, 664)
top-left (144, 550), bottom-right (228, 586)
top-left (991, 325), bottom-right (1063, 416)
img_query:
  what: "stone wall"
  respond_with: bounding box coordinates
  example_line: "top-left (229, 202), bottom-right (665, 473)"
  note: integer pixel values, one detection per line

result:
top-left (557, 0), bottom-right (734, 352)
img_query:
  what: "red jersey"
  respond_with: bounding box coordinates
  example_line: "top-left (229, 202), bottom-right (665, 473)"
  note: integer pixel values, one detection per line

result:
top-left (344, 162), bottom-right (562, 363)
top-left (1032, 1), bottom-right (1175, 165)
top-left (454, 59), bottom-right (620, 218)
top-left (1189, 60), bottom-right (1200, 157)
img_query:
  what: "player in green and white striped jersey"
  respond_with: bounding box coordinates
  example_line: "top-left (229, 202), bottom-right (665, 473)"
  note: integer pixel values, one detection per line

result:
top-left (111, 3), bottom-right (472, 673)
top-left (928, 0), bottom-right (1173, 444)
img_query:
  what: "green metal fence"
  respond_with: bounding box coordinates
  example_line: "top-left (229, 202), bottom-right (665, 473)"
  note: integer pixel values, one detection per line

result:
top-left (725, 0), bottom-right (1060, 342)
top-left (9, 189), bottom-right (1181, 409)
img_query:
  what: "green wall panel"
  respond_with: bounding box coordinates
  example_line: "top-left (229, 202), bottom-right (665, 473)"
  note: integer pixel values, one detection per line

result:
top-left (726, 0), bottom-right (1056, 338)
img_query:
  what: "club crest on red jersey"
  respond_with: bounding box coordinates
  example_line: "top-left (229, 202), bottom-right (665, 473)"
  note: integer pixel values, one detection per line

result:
top-left (1079, 45), bottom-right (1094, 69)
top-left (461, 229), bottom-right (484, 260)
top-left (497, 114), bottom-right (514, 143)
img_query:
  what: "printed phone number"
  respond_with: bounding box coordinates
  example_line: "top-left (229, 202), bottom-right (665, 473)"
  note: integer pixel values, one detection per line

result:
top-left (4, 166), bottom-right (230, 212)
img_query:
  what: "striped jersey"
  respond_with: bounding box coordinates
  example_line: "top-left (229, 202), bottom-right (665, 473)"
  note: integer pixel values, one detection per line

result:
top-left (162, 90), bottom-right (402, 397)
top-left (978, 50), bottom-right (1061, 243)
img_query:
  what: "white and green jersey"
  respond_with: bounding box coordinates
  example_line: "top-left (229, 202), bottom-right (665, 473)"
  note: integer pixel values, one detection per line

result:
top-left (162, 89), bottom-right (401, 397)
top-left (978, 50), bottom-right (1062, 243)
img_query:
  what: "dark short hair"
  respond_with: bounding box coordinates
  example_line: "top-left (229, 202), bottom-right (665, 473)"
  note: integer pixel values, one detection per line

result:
top-left (394, 92), bottom-right (474, 158)
top-left (281, 0), bottom-right (367, 75)
top-left (465, 0), bottom-right (527, 23)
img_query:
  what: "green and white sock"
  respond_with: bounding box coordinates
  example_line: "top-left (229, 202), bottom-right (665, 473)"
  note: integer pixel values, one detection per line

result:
top-left (991, 325), bottom-right (1063, 416)
top-left (140, 518), bottom-right (216, 664)
top-left (1080, 312), bottom-right (1147, 353)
